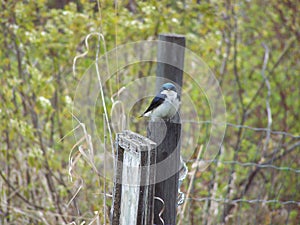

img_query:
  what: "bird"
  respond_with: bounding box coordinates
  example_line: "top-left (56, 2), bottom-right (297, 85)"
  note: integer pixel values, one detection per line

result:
top-left (140, 82), bottom-right (180, 121)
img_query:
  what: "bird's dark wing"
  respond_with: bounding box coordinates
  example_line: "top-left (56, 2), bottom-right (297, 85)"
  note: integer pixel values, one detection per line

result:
top-left (142, 93), bottom-right (166, 116)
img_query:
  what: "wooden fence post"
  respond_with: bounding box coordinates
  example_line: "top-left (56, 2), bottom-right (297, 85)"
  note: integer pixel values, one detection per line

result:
top-left (147, 122), bottom-right (181, 225)
top-left (111, 130), bottom-right (156, 225)
top-left (156, 33), bottom-right (185, 98)
top-left (148, 33), bottom-right (185, 225)
top-left (111, 33), bottom-right (185, 225)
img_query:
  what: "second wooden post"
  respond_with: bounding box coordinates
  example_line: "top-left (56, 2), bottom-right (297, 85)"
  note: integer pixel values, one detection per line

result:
top-left (148, 33), bottom-right (185, 225)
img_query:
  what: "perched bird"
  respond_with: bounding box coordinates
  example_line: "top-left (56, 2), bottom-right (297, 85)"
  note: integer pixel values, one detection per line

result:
top-left (140, 82), bottom-right (180, 121)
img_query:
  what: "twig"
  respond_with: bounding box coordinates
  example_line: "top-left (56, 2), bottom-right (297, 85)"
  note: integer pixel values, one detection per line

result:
top-left (261, 43), bottom-right (271, 155)
top-left (244, 36), bottom-right (296, 113)
top-left (178, 145), bottom-right (203, 225)
top-left (103, 113), bottom-right (107, 225)
top-left (0, 171), bottom-right (45, 210)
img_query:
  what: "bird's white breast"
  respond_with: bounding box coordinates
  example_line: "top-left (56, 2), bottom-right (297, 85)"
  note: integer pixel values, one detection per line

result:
top-left (150, 90), bottom-right (180, 120)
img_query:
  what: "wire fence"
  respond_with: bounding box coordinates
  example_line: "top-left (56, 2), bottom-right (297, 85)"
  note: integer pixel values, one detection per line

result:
top-left (187, 159), bottom-right (300, 174)
top-left (182, 121), bottom-right (300, 139)
top-left (188, 197), bottom-right (300, 206)
top-left (177, 120), bottom-right (300, 225)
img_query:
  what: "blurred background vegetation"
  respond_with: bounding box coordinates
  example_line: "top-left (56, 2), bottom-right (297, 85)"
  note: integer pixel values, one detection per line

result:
top-left (0, 0), bottom-right (299, 224)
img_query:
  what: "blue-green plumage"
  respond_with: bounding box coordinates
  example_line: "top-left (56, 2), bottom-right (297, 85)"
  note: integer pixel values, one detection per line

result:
top-left (141, 83), bottom-right (180, 120)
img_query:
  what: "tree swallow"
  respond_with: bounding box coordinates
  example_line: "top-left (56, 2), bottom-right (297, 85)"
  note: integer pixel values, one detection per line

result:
top-left (140, 83), bottom-right (180, 121)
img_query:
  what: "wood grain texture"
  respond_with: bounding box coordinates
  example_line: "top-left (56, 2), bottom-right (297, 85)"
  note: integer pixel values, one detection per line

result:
top-left (148, 121), bottom-right (181, 225)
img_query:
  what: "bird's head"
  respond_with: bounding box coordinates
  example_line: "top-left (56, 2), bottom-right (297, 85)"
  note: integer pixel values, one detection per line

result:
top-left (160, 83), bottom-right (178, 99)
top-left (160, 83), bottom-right (177, 92)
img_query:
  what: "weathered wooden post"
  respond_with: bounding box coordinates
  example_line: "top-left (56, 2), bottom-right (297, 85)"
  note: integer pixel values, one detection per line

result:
top-left (111, 130), bottom-right (156, 225)
top-left (156, 34), bottom-right (185, 92)
top-left (111, 34), bottom-right (185, 225)
top-left (148, 33), bottom-right (185, 225)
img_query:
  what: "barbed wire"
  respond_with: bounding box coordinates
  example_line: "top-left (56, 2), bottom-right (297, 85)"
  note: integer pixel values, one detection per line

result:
top-left (187, 197), bottom-right (300, 206)
top-left (182, 120), bottom-right (300, 139)
top-left (186, 159), bottom-right (300, 173)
